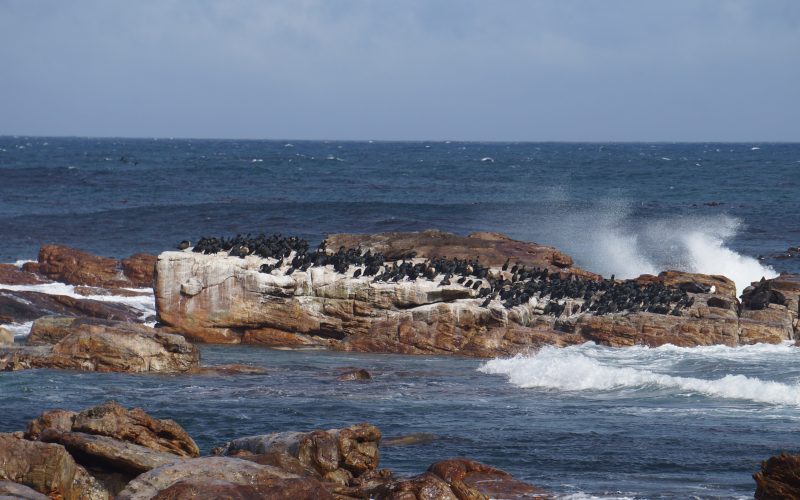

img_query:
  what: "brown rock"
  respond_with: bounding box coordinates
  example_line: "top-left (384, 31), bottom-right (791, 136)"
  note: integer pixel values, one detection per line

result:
top-left (234, 450), bottom-right (321, 478)
top-left (649, 270), bottom-right (737, 300)
top-left (0, 481), bottom-right (50, 500)
top-left (3, 324), bottom-right (198, 374)
top-left (337, 367), bottom-right (372, 381)
top-left (72, 402), bottom-right (200, 458)
top-left (115, 457), bottom-right (312, 500)
top-left (25, 409), bottom-right (76, 440)
top-left (121, 253), bottom-right (157, 288)
top-left (36, 245), bottom-right (126, 288)
top-left (151, 477), bottom-right (333, 500)
top-left (27, 316), bottom-right (80, 345)
top-left (327, 230), bottom-right (587, 274)
top-left (754, 452), bottom-right (800, 499)
top-left (213, 423), bottom-right (381, 479)
top-left (39, 430), bottom-right (181, 475)
top-left (375, 458), bottom-right (547, 500)
top-left (46, 326), bottom-right (199, 374)
top-left (0, 434), bottom-right (79, 500)
top-left (0, 263), bottom-right (47, 286)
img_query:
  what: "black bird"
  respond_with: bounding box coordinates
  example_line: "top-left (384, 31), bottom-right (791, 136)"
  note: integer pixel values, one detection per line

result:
top-left (502, 258), bottom-right (510, 271)
top-left (481, 295), bottom-right (492, 307)
top-left (353, 268), bottom-right (362, 278)
top-left (177, 240), bottom-right (191, 250)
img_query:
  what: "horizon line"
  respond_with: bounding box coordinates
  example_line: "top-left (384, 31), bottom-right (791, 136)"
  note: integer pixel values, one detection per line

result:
top-left (1, 133), bottom-right (798, 145)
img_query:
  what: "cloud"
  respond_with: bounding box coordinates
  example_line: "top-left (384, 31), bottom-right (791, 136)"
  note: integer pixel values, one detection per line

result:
top-left (0, 0), bottom-right (798, 140)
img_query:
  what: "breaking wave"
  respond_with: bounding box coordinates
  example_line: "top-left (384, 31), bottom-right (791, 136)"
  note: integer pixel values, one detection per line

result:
top-left (530, 198), bottom-right (776, 296)
top-left (478, 343), bottom-right (800, 406)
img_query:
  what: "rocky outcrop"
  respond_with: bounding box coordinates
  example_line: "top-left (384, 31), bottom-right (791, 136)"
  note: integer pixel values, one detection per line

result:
top-left (69, 402), bottom-right (200, 458)
top-left (116, 457), bottom-right (325, 500)
top-left (0, 322), bottom-right (199, 373)
top-left (754, 452), bottom-right (800, 499)
top-left (0, 263), bottom-right (47, 286)
top-left (327, 230), bottom-right (590, 277)
top-left (0, 289), bottom-right (141, 325)
top-left (0, 434), bottom-right (80, 500)
top-left (3, 402), bottom-right (544, 499)
top-left (28, 245), bottom-right (155, 289)
top-left (375, 458), bottom-right (548, 500)
top-left (155, 232), bottom-right (798, 354)
top-left (212, 423), bottom-right (381, 483)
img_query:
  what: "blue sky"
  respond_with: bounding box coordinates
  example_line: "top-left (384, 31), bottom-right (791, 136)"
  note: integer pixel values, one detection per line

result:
top-left (1, 0), bottom-right (798, 141)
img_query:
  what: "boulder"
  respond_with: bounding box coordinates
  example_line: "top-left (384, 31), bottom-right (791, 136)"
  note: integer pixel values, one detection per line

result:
top-left (115, 457), bottom-right (325, 500)
top-left (39, 430), bottom-right (181, 475)
top-left (70, 402), bottom-right (200, 457)
top-left (2, 325), bottom-right (199, 374)
top-left (0, 481), bottom-right (49, 500)
top-left (0, 434), bottom-right (79, 500)
top-left (337, 367), bottom-right (372, 381)
top-left (375, 458), bottom-right (547, 500)
top-left (121, 253), bottom-right (157, 288)
top-left (0, 264), bottom-right (47, 286)
top-left (0, 327), bottom-right (13, 346)
top-left (212, 423), bottom-right (381, 479)
top-left (150, 477), bottom-right (333, 500)
top-left (754, 452), bottom-right (800, 499)
top-left (32, 245), bottom-right (156, 289)
top-left (25, 409), bottom-right (77, 440)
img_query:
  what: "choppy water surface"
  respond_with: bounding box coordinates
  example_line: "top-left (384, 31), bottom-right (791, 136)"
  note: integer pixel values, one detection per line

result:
top-left (2, 138), bottom-right (800, 498)
top-left (2, 344), bottom-right (799, 498)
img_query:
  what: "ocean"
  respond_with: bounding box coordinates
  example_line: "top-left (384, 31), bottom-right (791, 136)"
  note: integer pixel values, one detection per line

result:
top-left (1, 137), bottom-right (800, 498)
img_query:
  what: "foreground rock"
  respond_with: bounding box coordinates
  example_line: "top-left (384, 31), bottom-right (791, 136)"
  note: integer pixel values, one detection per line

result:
top-left (0, 434), bottom-right (81, 500)
top-left (212, 422), bottom-right (382, 484)
top-left (29, 245), bottom-right (156, 288)
top-left (754, 452), bottom-right (800, 499)
top-left (0, 326), bottom-right (13, 346)
top-left (0, 263), bottom-right (48, 286)
top-left (155, 230), bottom-right (799, 354)
top-left (0, 321), bottom-right (199, 373)
top-left (2, 402), bottom-right (544, 499)
top-left (0, 481), bottom-right (49, 500)
top-left (376, 458), bottom-right (548, 499)
top-left (117, 457), bottom-right (332, 500)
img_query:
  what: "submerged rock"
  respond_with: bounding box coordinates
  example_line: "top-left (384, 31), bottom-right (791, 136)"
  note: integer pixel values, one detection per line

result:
top-left (337, 367), bottom-right (372, 381)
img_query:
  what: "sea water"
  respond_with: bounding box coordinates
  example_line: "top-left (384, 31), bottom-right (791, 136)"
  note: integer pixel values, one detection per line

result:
top-left (1, 138), bottom-right (800, 497)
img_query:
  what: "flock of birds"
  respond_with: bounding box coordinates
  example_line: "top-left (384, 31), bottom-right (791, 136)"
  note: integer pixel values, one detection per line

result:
top-left (179, 234), bottom-right (705, 317)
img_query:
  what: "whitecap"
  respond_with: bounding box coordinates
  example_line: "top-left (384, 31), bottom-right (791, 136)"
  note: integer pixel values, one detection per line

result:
top-left (481, 157), bottom-right (495, 163)
top-left (479, 344), bottom-right (800, 406)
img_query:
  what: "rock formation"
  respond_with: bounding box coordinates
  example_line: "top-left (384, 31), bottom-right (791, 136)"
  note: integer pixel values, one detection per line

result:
top-left (155, 231), bottom-right (799, 355)
top-left (0, 402), bottom-right (543, 499)
top-left (28, 245), bottom-right (156, 289)
top-left (0, 320), bottom-right (199, 373)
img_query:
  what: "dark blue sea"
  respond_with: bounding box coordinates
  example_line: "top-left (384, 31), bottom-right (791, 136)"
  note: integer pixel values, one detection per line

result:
top-left (2, 137), bottom-right (800, 498)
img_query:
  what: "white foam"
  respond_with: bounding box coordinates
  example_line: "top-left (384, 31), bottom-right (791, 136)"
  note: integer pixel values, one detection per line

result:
top-left (479, 344), bottom-right (800, 406)
top-left (533, 200), bottom-right (776, 296)
top-left (13, 259), bottom-right (35, 268)
top-left (0, 321), bottom-right (34, 339)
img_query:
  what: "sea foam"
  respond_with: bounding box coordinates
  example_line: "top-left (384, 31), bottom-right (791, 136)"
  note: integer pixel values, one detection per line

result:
top-left (479, 343), bottom-right (800, 406)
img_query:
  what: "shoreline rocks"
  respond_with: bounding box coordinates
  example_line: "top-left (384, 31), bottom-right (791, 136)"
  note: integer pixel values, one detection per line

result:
top-left (0, 402), bottom-right (545, 499)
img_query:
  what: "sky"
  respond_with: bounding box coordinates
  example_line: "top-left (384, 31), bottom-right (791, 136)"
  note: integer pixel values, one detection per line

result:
top-left (1, 0), bottom-right (799, 141)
